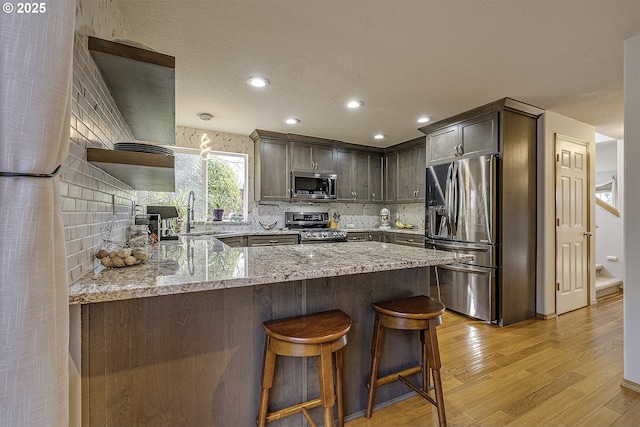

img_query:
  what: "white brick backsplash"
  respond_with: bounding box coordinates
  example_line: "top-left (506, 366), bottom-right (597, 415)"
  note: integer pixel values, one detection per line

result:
top-left (63, 33), bottom-right (136, 285)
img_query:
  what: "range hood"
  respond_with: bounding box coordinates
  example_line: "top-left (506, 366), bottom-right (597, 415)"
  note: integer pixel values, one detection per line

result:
top-left (88, 36), bottom-right (176, 145)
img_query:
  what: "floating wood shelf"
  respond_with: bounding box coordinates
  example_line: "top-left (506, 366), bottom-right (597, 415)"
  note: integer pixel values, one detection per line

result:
top-left (88, 36), bottom-right (176, 145)
top-left (87, 148), bottom-right (175, 192)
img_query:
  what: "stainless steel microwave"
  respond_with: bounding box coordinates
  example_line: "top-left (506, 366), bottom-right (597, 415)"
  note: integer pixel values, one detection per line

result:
top-left (291, 171), bottom-right (337, 201)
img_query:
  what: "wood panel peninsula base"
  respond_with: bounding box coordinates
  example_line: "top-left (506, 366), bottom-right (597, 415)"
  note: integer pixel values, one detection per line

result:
top-left (73, 239), bottom-right (472, 426)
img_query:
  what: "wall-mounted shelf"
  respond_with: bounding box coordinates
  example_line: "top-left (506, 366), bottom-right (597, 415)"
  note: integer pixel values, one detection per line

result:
top-left (88, 36), bottom-right (176, 145)
top-left (87, 148), bottom-right (175, 192)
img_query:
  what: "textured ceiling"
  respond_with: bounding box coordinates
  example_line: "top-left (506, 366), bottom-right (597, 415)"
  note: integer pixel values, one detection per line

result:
top-left (117, 0), bottom-right (639, 147)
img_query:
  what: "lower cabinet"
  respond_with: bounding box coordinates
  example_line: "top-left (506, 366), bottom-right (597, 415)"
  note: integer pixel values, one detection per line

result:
top-left (247, 234), bottom-right (298, 246)
top-left (385, 232), bottom-right (425, 248)
top-left (216, 234), bottom-right (299, 247)
top-left (215, 235), bottom-right (247, 247)
top-left (346, 231), bottom-right (382, 242)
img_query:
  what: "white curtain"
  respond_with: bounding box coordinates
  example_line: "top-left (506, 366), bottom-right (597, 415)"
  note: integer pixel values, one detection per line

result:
top-left (1, 1), bottom-right (74, 425)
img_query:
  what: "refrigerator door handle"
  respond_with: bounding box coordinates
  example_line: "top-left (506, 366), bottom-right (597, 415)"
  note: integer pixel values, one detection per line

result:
top-left (445, 162), bottom-right (459, 237)
top-left (452, 163), bottom-right (458, 236)
top-left (429, 242), bottom-right (490, 253)
top-left (435, 262), bottom-right (494, 274)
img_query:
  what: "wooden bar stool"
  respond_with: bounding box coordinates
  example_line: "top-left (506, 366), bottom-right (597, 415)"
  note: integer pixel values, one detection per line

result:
top-left (365, 295), bottom-right (447, 427)
top-left (257, 309), bottom-right (352, 427)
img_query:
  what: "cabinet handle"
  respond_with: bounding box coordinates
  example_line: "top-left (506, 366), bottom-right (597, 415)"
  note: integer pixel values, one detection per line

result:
top-left (406, 239), bottom-right (414, 243)
top-left (269, 240), bottom-right (279, 244)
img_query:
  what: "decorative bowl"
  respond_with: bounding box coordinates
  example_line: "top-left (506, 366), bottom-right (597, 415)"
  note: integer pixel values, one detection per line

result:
top-left (259, 221), bottom-right (277, 230)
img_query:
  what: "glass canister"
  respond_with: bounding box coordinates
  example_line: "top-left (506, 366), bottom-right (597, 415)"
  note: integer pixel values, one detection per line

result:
top-left (128, 224), bottom-right (151, 247)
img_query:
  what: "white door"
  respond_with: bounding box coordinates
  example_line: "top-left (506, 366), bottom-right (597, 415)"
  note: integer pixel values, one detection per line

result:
top-left (556, 134), bottom-right (590, 314)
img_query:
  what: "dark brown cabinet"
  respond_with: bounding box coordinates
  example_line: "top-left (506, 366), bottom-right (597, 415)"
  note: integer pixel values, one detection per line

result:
top-left (369, 153), bottom-right (384, 202)
top-left (290, 141), bottom-right (335, 171)
top-left (251, 130), bottom-right (291, 202)
top-left (215, 235), bottom-right (247, 247)
top-left (425, 112), bottom-right (498, 165)
top-left (335, 149), bottom-right (372, 202)
top-left (247, 234), bottom-right (298, 246)
top-left (385, 137), bottom-right (426, 203)
top-left (385, 232), bottom-right (425, 247)
top-left (346, 231), bottom-right (382, 242)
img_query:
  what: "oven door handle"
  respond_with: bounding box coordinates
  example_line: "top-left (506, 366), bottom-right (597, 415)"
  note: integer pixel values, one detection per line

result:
top-left (435, 263), bottom-right (494, 274)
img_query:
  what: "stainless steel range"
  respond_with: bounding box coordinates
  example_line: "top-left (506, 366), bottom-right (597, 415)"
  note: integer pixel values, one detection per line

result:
top-left (285, 212), bottom-right (347, 243)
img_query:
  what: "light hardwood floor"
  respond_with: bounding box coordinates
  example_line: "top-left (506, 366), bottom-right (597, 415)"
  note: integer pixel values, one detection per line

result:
top-left (346, 293), bottom-right (640, 427)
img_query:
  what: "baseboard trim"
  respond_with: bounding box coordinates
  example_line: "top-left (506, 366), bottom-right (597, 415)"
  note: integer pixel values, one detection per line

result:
top-left (536, 312), bottom-right (556, 320)
top-left (621, 378), bottom-right (640, 394)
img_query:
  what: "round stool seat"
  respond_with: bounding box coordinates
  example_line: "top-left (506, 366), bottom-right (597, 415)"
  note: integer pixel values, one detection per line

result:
top-left (373, 295), bottom-right (445, 321)
top-left (264, 309), bottom-right (352, 345)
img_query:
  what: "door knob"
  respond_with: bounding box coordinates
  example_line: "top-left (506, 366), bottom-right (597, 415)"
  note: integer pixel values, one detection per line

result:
top-left (584, 232), bottom-right (593, 237)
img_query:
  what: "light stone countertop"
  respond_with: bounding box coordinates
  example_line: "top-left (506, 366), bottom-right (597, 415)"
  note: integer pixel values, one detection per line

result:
top-left (69, 236), bottom-right (472, 305)
top-left (182, 227), bottom-right (424, 238)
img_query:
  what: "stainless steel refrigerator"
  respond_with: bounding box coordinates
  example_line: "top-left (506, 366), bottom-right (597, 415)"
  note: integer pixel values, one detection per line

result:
top-left (422, 99), bottom-right (541, 326)
top-left (426, 156), bottom-right (497, 322)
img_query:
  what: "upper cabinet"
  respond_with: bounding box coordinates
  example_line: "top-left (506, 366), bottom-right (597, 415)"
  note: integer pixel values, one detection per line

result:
top-left (385, 137), bottom-right (426, 203)
top-left (290, 141), bottom-right (335, 171)
top-left (420, 98), bottom-right (544, 167)
top-left (88, 36), bottom-right (176, 145)
top-left (369, 153), bottom-right (384, 203)
top-left (251, 130), bottom-right (291, 202)
top-left (335, 149), bottom-right (380, 202)
top-left (425, 112), bottom-right (498, 165)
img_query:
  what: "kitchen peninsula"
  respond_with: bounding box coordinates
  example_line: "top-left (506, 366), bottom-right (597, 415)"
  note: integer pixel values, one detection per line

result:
top-left (71, 236), bottom-right (471, 426)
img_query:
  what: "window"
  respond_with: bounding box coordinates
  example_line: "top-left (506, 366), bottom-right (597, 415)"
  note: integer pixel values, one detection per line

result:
top-left (142, 148), bottom-right (247, 221)
top-left (596, 191), bottom-right (614, 206)
top-left (595, 175), bottom-right (617, 208)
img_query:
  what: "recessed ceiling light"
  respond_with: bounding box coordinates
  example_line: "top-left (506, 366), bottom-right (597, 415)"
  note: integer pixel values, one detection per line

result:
top-left (374, 134), bottom-right (385, 140)
top-left (346, 100), bottom-right (362, 109)
top-left (247, 76), bottom-right (269, 88)
top-left (285, 118), bottom-right (300, 125)
top-left (417, 116), bottom-right (430, 123)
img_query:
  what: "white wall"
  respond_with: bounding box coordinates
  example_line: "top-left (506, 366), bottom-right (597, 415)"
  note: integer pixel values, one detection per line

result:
top-left (596, 204), bottom-right (624, 280)
top-left (623, 33), bottom-right (640, 391)
top-left (595, 138), bottom-right (624, 281)
top-left (537, 111), bottom-right (595, 317)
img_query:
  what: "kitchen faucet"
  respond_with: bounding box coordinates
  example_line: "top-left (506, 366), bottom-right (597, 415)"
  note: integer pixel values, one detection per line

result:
top-left (186, 190), bottom-right (196, 233)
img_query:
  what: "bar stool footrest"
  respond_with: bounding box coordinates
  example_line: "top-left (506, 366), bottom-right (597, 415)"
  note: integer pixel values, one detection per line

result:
top-left (265, 398), bottom-right (322, 424)
top-left (370, 365), bottom-right (422, 388)
top-left (397, 375), bottom-right (438, 407)
top-left (300, 407), bottom-right (318, 427)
